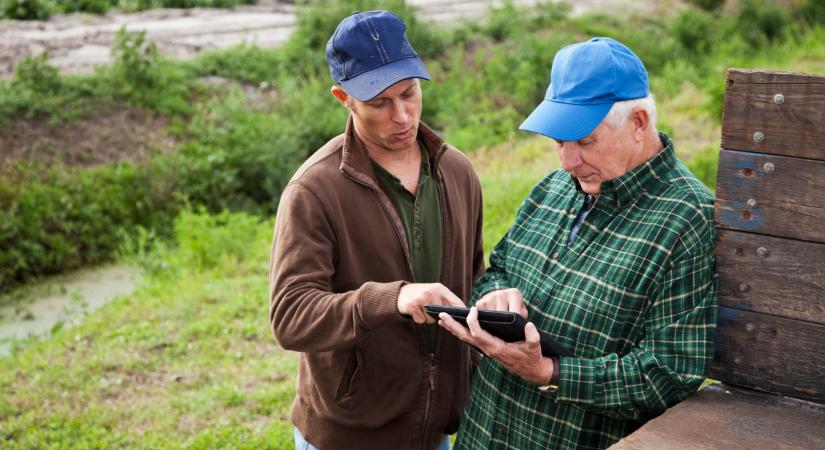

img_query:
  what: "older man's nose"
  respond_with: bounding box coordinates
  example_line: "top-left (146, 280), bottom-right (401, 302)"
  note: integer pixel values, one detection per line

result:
top-left (559, 143), bottom-right (582, 172)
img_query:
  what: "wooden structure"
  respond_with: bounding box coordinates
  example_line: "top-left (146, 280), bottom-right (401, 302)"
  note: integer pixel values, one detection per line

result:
top-left (612, 70), bottom-right (825, 448)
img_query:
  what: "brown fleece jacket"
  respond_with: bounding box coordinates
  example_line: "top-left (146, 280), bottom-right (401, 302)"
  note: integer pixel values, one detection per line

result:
top-left (269, 118), bottom-right (484, 450)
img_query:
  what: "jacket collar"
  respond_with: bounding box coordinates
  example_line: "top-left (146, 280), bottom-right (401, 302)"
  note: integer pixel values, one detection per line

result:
top-left (575, 132), bottom-right (677, 209)
top-left (340, 116), bottom-right (448, 187)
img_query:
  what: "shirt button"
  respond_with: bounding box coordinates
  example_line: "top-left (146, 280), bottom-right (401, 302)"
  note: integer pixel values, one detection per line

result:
top-left (494, 424), bottom-right (506, 436)
top-left (569, 207), bottom-right (577, 214)
top-left (503, 382), bottom-right (513, 393)
top-left (552, 252), bottom-right (560, 259)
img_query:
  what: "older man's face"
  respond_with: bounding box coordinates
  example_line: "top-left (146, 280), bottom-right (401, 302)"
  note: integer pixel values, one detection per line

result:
top-left (349, 78), bottom-right (422, 153)
top-left (554, 118), bottom-right (639, 196)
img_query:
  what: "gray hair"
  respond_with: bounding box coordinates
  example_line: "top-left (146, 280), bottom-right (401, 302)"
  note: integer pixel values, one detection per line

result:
top-left (603, 95), bottom-right (657, 131)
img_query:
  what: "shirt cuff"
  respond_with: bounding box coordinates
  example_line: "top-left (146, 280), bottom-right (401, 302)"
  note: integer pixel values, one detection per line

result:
top-left (550, 356), bottom-right (560, 385)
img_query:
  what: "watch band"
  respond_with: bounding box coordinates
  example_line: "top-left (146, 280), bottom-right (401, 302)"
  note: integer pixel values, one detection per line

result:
top-left (538, 356), bottom-right (560, 392)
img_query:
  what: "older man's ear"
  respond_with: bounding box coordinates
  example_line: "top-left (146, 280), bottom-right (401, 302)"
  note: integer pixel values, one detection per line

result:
top-left (330, 85), bottom-right (350, 108)
top-left (629, 107), bottom-right (652, 143)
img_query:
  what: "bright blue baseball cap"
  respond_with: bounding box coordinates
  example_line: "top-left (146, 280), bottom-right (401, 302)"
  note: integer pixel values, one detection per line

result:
top-left (519, 37), bottom-right (649, 141)
top-left (326, 10), bottom-right (430, 102)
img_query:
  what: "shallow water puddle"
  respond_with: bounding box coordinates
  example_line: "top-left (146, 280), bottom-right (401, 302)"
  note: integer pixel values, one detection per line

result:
top-left (0, 264), bottom-right (141, 356)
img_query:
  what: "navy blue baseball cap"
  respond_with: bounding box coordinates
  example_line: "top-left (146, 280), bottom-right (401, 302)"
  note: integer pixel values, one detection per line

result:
top-left (519, 37), bottom-right (649, 141)
top-left (326, 10), bottom-right (430, 102)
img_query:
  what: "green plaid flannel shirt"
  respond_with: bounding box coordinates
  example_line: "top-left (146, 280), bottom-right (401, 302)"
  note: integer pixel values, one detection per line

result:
top-left (455, 134), bottom-right (718, 450)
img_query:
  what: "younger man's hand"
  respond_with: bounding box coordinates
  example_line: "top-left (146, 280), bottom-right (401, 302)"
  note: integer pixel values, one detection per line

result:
top-left (398, 283), bottom-right (464, 324)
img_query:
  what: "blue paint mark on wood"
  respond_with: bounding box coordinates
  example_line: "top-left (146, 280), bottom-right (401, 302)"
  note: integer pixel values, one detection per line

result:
top-left (717, 201), bottom-right (766, 232)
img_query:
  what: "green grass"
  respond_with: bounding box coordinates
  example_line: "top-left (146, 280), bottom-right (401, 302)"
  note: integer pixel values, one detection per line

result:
top-left (0, 140), bottom-right (554, 446)
top-left (0, 209), bottom-right (298, 448)
top-left (3, 1), bottom-right (825, 443)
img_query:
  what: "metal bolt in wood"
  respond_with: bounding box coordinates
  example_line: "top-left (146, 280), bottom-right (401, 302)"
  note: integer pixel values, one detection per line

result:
top-left (739, 282), bottom-right (750, 292)
top-left (757, 247), bottom-right (769, 257)
top-left (763, 162), bottom-right (775, 173)
top-left (746, 322), bottom-right (755, 332)
top-left (773, 93), bottom-right (785, 104)
top-left (753, 131), bottom-right (765, 143)
top-left (747, 198), bottom-right (758, 208)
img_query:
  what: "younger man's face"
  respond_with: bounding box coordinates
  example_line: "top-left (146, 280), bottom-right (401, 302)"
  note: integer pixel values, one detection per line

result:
top-left (348, 78), bottom-right (423, 153)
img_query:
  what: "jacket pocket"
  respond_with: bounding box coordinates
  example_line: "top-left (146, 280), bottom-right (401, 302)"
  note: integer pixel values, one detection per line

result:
top-left (335, 346), bottom-right (363, 401)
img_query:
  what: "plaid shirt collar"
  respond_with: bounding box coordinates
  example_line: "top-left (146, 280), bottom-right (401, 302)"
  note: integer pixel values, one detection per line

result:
top-left (573, 132), bottom-right (677, 210)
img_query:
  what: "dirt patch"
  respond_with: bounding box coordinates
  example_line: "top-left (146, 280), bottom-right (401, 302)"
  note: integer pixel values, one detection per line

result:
top-left (0, 103), bottom-right (175, 170)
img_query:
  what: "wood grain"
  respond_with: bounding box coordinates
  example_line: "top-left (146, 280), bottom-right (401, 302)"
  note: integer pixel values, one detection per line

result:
top-left (710, 307), bottom-right (825, 404)
top-left (610, 384), bottom-right (825, 449)
top-left (716, 229), bottom-right (825, 325)
top-left (714, 149), bottom-right (825, 243)
top-left (721, 69), bottom-right (825, 161)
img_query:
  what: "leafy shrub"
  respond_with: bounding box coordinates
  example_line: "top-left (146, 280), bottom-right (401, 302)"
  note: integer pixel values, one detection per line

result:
top-left (0, 54), bottom-right (93, 123)
top-left (0, 162), bottom-right (176, 291)
top-left (192, 45), bottom-right (286, 84)
top-left (100, 28), bottom-right (191, 117)
top-left (1, 0), bottom-right (53, 20)
top-left (671, 9), bottom-right (715, 56)
top-left (178, 75), bottom-right (346, 214)
top-left (170, 207), bottom-right (269, 272)
top-left (799, 0), bottom-right (825, 26)
top-left (56, 0), bottom-right (110, 14)
top-left (11, 54), bottom-right (61, 93)
top-left (737, 0), bottom-right (791, 47)
top-left (689, 0), bottom-right (725, 12)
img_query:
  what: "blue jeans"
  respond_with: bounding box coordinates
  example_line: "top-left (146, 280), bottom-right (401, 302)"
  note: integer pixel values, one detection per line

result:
top-left (294, 428), bottom-right (451, 450)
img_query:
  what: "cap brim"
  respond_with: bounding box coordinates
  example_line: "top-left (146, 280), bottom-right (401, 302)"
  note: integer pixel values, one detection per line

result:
top-left (519, 100), bottom-right (613, 141)
top-left (340, 56), bottom-right (430, 102)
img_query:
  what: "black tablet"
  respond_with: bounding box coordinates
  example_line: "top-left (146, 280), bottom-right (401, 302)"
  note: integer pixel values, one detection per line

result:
top-left (425, 305), bottom-right (573, 357)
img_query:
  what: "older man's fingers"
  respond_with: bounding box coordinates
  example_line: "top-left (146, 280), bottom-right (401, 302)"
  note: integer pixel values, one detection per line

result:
top-left (525, 322), bottom-right (540, 344)
top-left (438, 312), bottom-right (472, 341)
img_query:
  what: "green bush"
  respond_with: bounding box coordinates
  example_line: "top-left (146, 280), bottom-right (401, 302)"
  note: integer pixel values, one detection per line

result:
top-left (0, 55), bottom-right (93, 123)
top-left (1, 0), bottom-right (53, 20)
top-left (689, 0), bottom-right (725, 12)
top-left (178, 75), bottom-right (346, 214)
top-left (737, 0), bottom-right (791, 47)
top-left (671, 9), bottom-right (715, 56)
top-left (0, 162), bottom-right (176, 291)
top-left (799, 0), bottom-right (825, 26)
top-left (101, 28), bottom-right (192, 117)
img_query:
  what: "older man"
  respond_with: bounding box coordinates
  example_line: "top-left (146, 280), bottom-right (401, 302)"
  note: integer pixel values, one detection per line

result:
top-left (269, 10), bottom-right (484, 450)
top-left (438, 37), bottom-right (718, 449)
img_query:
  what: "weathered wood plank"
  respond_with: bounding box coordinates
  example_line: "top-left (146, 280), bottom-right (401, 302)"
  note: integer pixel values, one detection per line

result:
top-left (721, 69), bottom-right (825, 161)
top-left (610, 384), bottom-right (825, 449)
top-left (716, 229), bottom-right (825, 325)
top-left (710, 307), bottom-right (825, 404)
top-left (715, 149), bottom-right (825, 243)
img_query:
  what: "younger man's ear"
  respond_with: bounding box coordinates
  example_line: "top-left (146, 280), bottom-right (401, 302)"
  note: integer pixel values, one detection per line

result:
top-left (331, 85), bottom-right (350, 107)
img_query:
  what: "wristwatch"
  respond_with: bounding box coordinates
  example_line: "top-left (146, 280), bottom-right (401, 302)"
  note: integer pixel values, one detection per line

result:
top-left (538, 357), bottom-right (560, 392)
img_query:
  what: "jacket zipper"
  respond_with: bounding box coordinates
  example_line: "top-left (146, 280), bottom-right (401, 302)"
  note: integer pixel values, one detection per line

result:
top-left (342, 152), bottom-right (445, 449)
top-left (420, 352), bottom-right (437, 450)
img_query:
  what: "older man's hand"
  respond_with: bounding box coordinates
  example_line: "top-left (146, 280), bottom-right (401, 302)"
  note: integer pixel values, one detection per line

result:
top-left (438, 306), bottom-right (554, 385)
top-left (475, 288), bottom-right (529, 318)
